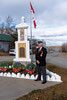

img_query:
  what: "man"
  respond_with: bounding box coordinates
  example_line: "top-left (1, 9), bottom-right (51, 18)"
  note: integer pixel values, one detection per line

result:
top-left (35, 41), bottom-right (47, 84)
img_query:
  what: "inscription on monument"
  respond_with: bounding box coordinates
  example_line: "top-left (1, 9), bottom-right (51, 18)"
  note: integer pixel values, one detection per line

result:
top-left (20, 29), bottom-right (24, 41)
top-left (20, 47), bottom-right (25, 57)
top-left (18, 43), bottom-right (26, 58)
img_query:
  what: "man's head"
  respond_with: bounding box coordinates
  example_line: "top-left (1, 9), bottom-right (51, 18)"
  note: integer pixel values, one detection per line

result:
top-left (38, 41), bottom-right (43, 48)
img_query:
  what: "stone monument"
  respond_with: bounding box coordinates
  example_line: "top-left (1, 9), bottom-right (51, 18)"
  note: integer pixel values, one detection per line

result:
top-left (13, 17), bottom-right (31, 65)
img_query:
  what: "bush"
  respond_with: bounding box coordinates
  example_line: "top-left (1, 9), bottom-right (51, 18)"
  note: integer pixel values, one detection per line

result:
top-left (61, 43), bottom-right (67, 52)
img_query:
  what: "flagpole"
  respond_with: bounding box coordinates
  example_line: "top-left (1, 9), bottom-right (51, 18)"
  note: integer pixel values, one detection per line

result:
top-left (29, 1), bottom-right (36, 62)
top-left (30, 1), bottom-right (33, 62)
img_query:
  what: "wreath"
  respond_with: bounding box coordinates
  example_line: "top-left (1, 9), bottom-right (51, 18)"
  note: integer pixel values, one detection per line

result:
top-left (0, 61), bottom-right (9, 71)
top-left (13, 62), bottom-right (22, 73)
top-left (26, 63), bottom-right (36, 74)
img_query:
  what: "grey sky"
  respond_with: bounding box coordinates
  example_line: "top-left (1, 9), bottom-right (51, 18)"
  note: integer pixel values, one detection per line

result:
top-left (0, 0), bottom-right (67, 24)
top-left (0, 0), bottom-right (67, 46)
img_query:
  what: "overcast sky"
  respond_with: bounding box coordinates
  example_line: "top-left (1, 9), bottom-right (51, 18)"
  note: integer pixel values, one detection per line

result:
top-left (0, 0), bottom-right (67, 46)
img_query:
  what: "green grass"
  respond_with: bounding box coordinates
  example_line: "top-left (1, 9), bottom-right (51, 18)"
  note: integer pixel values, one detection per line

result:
top-left (17, 63), bottom-right (67, 100)
top-left (30, 89), bottom-right (42, 95)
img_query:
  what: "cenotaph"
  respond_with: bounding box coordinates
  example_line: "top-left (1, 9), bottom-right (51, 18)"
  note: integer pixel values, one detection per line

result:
top-left (13, 17), bottom-right (31, 65)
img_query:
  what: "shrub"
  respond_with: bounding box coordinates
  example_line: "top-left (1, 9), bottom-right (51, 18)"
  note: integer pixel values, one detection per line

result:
top-left (61, 43), bottom-right (67, 52)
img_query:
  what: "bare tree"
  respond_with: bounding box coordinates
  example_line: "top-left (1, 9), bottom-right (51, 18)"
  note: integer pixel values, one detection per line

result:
top-left (6, 16), bottom-right (13, 28)
top-left (5, 16), bottom-right (14, 34)
top-left (0, 22), bottom-right (5, 34)
top-left (5, 16), bottom-right (18, 49)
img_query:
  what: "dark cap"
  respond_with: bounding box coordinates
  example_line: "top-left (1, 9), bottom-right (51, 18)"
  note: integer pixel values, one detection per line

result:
top-left (38, 41), bottom-right (43, 44)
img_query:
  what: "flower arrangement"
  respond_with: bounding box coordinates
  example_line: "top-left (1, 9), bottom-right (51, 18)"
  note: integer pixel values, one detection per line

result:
top-left (40, 50), bottom-right (43, 57)
top-left (13, 62), bottom-right (22, 73)
top-left (0, 61), bottom-right (9, 71)
top-left (38, 49), bottom-right (43, 57)
top-left (26, 63), bottom-right (36, 74)
top-left (0, 61), bottom-right (36, 74)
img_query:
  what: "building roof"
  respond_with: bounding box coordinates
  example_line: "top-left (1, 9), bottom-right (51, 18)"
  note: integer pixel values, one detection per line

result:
top-left (0, 34), bottom-right (13, 42)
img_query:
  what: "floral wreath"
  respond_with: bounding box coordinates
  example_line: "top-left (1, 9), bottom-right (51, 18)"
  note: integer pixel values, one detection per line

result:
top-left (13, 62), bottom-right (22, 73)
top-left (0, 61), bottom-right (9, 71)
top-left (26, 63), bottom-right (36, 74)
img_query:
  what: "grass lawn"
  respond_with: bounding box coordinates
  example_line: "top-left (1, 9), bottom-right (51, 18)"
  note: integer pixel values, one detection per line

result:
top-left (17, 63), bottom-right (67, 100)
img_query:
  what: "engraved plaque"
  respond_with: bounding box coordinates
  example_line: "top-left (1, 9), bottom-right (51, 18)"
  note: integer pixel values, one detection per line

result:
top-left (18, 43), bottom-right (26, 58)
top-left (20, 29), bottom-right (24, 41)
top-left (20, 47), bottom-right (25, 57)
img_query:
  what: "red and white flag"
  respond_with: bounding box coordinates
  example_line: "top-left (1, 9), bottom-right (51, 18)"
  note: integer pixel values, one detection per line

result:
top-left (33, 19), bottom-right (36, 28)
top-left (30, 2), bottom-right (36, 28)
top-left (30, 2), bottom-right (35, 14)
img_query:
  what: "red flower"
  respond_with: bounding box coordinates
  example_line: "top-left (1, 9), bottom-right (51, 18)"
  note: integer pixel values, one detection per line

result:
top-left (0, 67), bottom-right (8, 71)
top-left (13, 68), bottom-right (21, 73)
top-left (26, 69), bottom-right (35, 74)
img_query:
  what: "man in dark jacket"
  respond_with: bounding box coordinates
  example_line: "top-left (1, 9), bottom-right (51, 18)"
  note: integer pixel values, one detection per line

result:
top-left (35, 41), bottom-right (47, 84)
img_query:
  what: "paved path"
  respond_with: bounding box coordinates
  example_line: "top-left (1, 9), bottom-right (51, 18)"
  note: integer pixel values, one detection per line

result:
top-left (46, 53), bottom-right (67, 68)
top-left (0, 53), bottom-right (67, 68)
top-left (0, 76), bottom-right (60, 100)
top-left (31, 53), bottom-right (67, 68)
top-left (0, 56), bottom-right (15, 62)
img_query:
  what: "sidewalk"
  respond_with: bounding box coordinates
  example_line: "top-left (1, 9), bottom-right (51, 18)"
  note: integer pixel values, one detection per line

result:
top-left (0, 76), bottom-right (61, 100)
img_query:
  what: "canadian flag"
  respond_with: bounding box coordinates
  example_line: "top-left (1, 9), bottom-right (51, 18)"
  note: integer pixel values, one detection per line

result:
top-left (30, 2), bottom-right (36, 28)
top-left (32, 16), bottom-right (36, 28)
top-left (30, 2), bottom-right (35, 14)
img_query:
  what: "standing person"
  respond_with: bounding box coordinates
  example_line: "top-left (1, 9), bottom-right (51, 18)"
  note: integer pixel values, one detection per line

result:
top-left (35, 41), bottom-right (47, 84)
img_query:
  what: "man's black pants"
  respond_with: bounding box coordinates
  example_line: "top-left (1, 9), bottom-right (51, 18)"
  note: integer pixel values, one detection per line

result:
top-left (37, 66), bottom-right (46, 82)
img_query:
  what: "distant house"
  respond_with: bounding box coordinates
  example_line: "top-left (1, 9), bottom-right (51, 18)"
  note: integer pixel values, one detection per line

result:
top-left (0, 34), bottom-right (13, 52)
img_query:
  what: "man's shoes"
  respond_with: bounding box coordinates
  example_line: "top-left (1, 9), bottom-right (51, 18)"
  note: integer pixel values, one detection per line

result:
top-left (42, 81), bottom-right (46, 84)
top-left (35, 79), bottom-right (41, 81)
